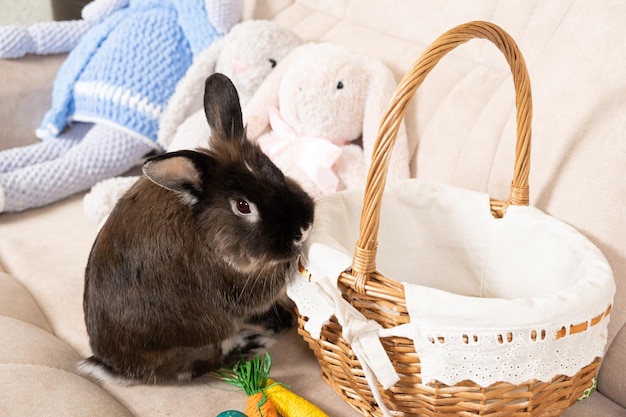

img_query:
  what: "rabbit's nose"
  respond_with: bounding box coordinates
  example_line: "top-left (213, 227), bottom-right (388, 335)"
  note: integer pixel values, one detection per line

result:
top-left (231, 58), bottom-right (249, 74)
top-left (295, 226), bottom-right (311, 245)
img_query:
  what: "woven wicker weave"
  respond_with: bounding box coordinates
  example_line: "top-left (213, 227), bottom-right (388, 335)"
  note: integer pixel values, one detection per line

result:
top-left (297, 21), bottom-right (603, 417)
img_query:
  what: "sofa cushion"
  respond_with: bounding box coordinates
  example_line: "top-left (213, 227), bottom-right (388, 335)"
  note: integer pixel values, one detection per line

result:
top-left (0, 272), bottom-right (50, 331)
top-left (0, 272), bottom-right (132, 417)
top-left (0, 365), bottom-right (133, 417)
top-left (0, 54), bottom-right (65, 151)
top-left (564, 392), bottom-right (626, 417)
top-left (599, 323), bottom-right (626, 408)
top-left (0, 196), bottom-right (94, 357)
top-left (0, 1), bottom-right (624, 416)
top-left (0, 317), bottom-right (80, 370)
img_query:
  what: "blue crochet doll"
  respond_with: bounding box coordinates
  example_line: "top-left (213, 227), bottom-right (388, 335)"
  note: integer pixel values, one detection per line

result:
top-left (0, 0), bottom-right (241, 213)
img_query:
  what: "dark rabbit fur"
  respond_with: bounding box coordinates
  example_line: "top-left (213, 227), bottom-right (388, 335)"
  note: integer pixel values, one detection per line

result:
top-left (81, 73), bottom-right (315, 384)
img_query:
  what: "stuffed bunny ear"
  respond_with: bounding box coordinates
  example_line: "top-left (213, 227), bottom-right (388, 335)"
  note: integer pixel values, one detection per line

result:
top-left (242, 44), bottom-right (309, 140)
top-left (157, 36), bottom-right (226, 149)
top-left (361, 58), bottom-right (411, 181)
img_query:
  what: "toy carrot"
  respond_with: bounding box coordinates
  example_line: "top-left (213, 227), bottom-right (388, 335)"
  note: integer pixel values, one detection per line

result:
top-left (219, 353), bottom-right (277, 417)
top-left (263, 377), bottom-right (329, 417)
top-left (218, 353), bottom-right (329, 417)
top-left (246, 392), bottom-right (276, 417)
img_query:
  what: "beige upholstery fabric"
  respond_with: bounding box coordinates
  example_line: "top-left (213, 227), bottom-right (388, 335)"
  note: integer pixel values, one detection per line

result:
top-left (1, 1), bottom-right (624, 415)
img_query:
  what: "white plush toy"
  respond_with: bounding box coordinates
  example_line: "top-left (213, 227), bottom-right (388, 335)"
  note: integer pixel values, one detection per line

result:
top-left (244, 42), bottom-right (410, 200)
top-left (83, 19), bottom-right (303, 225)
top-left (157, 19), bottom-right (303, 152)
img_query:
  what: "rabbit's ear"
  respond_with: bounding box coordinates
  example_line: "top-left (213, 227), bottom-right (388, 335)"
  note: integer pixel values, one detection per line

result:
top-left (203, 73), bottom-right (245, 143)
top-left (361, 58), bottom-right (411, 180)
top-left (157, 37), bottom-right (226, 149)
top-left (242, 44), bottom-right (309, 140)
top-left (142, 150), bottom-right (215, 204)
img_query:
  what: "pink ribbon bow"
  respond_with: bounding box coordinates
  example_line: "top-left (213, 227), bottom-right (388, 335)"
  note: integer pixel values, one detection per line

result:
top-left (260, 106), bottom-right (347, 195)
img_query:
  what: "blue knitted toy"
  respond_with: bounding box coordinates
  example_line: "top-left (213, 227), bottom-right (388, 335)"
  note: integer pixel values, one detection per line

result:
top-left (0, 0), bottom-right (241, 213)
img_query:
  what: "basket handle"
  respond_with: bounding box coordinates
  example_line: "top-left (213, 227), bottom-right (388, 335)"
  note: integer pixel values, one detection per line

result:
top-left (351, 21), bottom-right (532, 292)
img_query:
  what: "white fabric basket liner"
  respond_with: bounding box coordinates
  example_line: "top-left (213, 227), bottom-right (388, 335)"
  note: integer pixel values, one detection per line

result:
top-left (289, 178), bottom-right (615, 389)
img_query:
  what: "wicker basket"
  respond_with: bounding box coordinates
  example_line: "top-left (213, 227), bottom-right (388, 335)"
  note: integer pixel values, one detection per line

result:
top-left (293, 21), bottom-right (614, 417)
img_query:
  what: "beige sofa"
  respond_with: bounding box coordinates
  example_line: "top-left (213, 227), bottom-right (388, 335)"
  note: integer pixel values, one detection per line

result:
top-left (1, 1), bottom-right (625, 416)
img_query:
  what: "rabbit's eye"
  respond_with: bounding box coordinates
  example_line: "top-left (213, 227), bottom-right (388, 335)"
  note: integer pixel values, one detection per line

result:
top-left (230, 198), bottom-right (259, 223)
top-left (336, 81), bottom-right (344, 89)
top-left (269, 58), bottom-right (277, 68)
top-left (235, 199), bottom-right (251, 214)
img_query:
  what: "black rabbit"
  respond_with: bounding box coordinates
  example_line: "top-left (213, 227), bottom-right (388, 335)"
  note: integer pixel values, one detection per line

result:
top-left (81, 73), bottom-right (315, 384)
